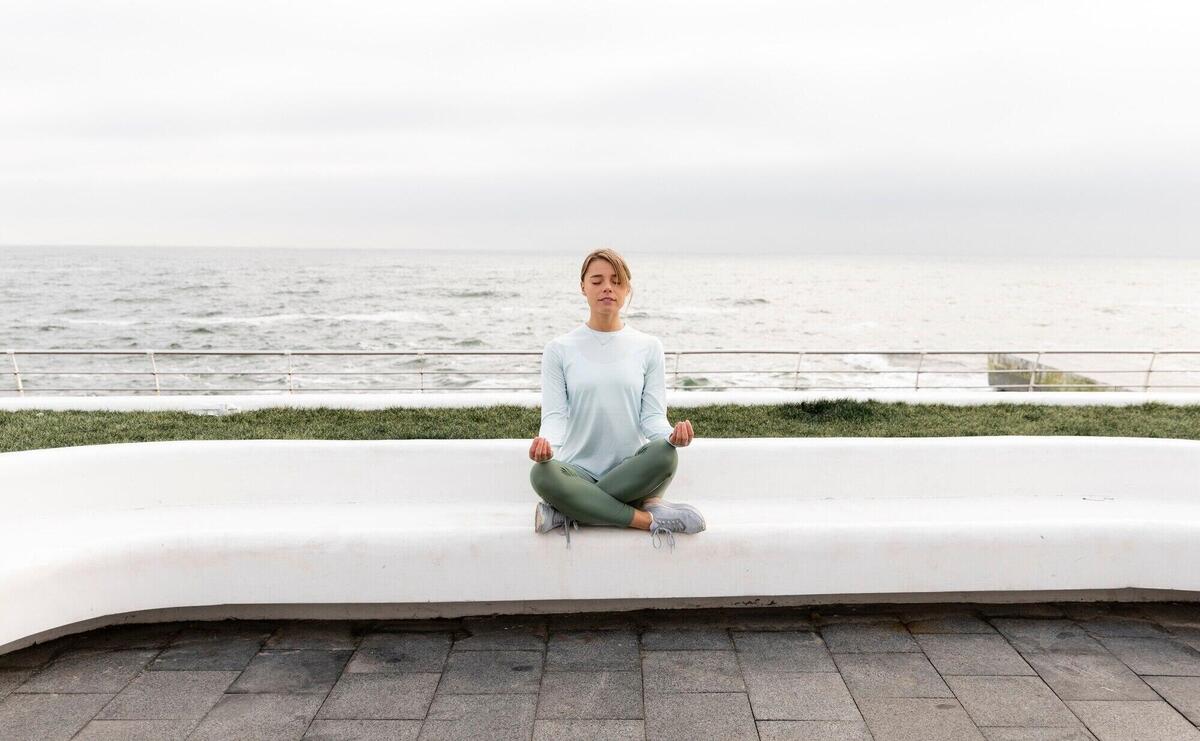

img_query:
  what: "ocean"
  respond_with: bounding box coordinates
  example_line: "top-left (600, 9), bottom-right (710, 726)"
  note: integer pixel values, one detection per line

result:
top-left (2, 247), bottom-right (1198, 394)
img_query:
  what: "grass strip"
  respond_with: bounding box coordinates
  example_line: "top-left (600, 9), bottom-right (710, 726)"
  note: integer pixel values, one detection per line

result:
top-left (2, 400), bottom-right (1199, 453)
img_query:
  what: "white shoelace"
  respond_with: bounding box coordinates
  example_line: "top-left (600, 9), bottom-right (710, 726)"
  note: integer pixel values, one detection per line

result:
top-left (560, 517), bottom-right (580, 548)
top-left (650, 522), bottom-right (677, 551)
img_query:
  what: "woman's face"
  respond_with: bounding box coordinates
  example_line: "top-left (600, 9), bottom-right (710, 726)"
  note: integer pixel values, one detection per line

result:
top-left (581, 258), bottom-right (630, 314)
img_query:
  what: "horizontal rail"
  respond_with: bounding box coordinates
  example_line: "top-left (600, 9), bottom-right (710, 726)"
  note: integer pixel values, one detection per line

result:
top-left (9, 348), bottom-right (1200, 353)
top-left (4, 349), bottom-right (1199, 396)
top-left (10, 385), bottom-right (1200, 395)
top-left (10, 368), bottom-right (1200, 377)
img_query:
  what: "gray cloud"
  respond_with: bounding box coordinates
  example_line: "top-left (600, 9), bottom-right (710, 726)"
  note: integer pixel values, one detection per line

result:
top-left (1, 0), bottom-right (1198, 254)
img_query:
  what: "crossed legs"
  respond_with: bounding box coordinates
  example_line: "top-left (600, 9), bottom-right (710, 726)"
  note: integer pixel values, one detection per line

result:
top-left (529, 438), bottom-right (679, 528)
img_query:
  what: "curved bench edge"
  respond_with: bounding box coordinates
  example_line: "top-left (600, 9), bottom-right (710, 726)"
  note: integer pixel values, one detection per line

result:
top-left (6, 588), bottom-right (1200, 656)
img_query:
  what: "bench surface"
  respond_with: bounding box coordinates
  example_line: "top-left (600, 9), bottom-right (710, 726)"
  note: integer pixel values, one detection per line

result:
top-left (3, 436), bottom-right (1199, 652)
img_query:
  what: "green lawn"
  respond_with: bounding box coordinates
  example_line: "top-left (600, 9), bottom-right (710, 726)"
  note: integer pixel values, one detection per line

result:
top-left (1, 400), bottom-right (1198, 453)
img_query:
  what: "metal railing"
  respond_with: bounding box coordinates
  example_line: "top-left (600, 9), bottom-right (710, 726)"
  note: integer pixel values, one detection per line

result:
top-left (4, 349), bottom-right (1200, 396)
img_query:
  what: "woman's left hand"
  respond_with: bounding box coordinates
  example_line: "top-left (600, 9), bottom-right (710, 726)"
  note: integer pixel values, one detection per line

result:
top-left (668, 419), bottom-right (694, 447)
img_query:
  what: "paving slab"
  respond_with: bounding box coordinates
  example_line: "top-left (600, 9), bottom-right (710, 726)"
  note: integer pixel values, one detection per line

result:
top-left (732, 631), bottom-right (837, 672)
top-left (1023, 651), bottom-right (1158, 701)
top-left (0, 640), bottom-right (72, 669)
top-left (724, 609), bottom-right (816, 632)
top-left (1162, 625), bottom-right (1200, 654)
top-left (1066, 700), bottom-right (1200, 740)
top-left (537, 670), bottom-right (642, 719)
top-left (833, 652), bottom-right (953, 699)
top-left (743, 671), bottom-right (861, 721)
top-left (418, 693), bottom-right (537, 741)
top-left (756, 719), bottom-right (872, 740)
top-left (1139, 603), bottom-right (1200, 629)
top-left (642, 650), bottom-right (744, 693)
top-left (19, 649), bottom-right (157, 693)
top-left (228, 649), bottom-right (352, 694)
top-left (945, 675), bottom-right (1079, 727)
top-left (533, 718), bottom-right (645, 740)
top-left (266, 621), bottom-right (362, 650)
top-left (546, 630), bottom-right (640, 671)
top-left (857, 697), bottom-right (986, 740)
top-left (149, 634), bottom-right (267, 672)
top-left (95, 669), bottom-right (238, 719)
top-left (548, 613), bottom-right (642, 632)
top-left (74, 718), bottom-right (198, 740)
top-left (345, 633), bottom-right (451, 673)
top-left (317, 673), bottom-right (440, 720)
top-left (640, 627), bottom-right (732, 650)
top-left (1095, 635), bottom-right (1200, 675)
top-left (643, 691), bottom-right (758, 741)
top-left (303, 719), bottom-right (421, 740)
top-left (452, 632), bottom-right (546, 652)
top-left (821, 620), bottom-right (920, 653)
top-left (1143, 676), bottom-right (1200, 725)
top-left (364, 620), bottom-right (461, 636)
top-left (905, 614), bottom-right (997, 634)
top-left (454, 618), bottom-right (547, 651)
top-left (0, 692), bottom-right (114, 741)
top-left (641, 608), bottom-right (731, 629)
top-left (438, 650), bottom-right (543, 694)
top-left (1075, 617), bottom-right (1170, 639)
top-left (1, 668), bottom-right (33, 699)
top-left (8, 606), bottom-right (1200, 739)
top-left (188, 693), bottom-right (323, 741)
top-left (990, 619), bottom-right (1108, 655)
top-left (915, 633), bottom-right (1035, 675)
top-left (980, 726), bottom-right (1097, 740)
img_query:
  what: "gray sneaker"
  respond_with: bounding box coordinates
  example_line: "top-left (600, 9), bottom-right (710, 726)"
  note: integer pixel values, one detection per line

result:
top-left (534, 501), bottom-right (580, 548)
top-left (645, 501), bottom-right (706, 551)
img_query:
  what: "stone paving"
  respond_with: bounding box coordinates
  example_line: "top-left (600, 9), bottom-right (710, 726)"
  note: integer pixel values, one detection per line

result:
top-left (5, 602), bottom-right (1200, 740)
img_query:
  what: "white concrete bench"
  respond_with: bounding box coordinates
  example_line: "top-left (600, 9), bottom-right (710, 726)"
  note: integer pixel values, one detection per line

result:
top-left (3, 436), bottom-right (1199, 653)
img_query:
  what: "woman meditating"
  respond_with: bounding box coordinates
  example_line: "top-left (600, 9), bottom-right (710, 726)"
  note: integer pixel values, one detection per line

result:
top-left (528, 248), bottom-right (706, 550)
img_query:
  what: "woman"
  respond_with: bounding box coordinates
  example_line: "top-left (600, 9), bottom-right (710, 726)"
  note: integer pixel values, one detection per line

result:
top-left (528, 248), bottom-right (706, 550)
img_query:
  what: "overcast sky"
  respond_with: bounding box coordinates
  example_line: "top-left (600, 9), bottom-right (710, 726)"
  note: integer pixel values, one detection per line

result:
top-left (1, 0), bottom-right (1198, 255)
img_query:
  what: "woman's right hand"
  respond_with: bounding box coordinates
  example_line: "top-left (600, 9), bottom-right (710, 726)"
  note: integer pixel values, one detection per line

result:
top-left (529, 436), bottom-right (554, 462)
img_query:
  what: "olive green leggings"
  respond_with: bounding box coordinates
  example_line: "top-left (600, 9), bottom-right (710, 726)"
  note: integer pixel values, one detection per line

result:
top-left (529, 437), bottom-right (679, 527)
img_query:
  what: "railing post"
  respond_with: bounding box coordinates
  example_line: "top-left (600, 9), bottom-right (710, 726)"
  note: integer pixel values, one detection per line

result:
top-left (673, 351), bottom-right (681, 390)
top-left (9, 351), bottom-right (22, 396)
top-left (1143, 351), bottom-right (1158, 392)
top-left (793, 352), bottom-right (805, 390)
top-left (285, 351), bottom-right (294, 394)
top-left (148, 351), bottom-right (161, 395)
top-left (1028, 351), bottom-right (1043, 391)
top-left (913, 352), bottom-right (926, 391)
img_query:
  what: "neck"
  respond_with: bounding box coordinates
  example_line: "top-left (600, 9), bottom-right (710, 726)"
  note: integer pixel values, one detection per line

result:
top-left (586, 316), bottom-right (625, 332)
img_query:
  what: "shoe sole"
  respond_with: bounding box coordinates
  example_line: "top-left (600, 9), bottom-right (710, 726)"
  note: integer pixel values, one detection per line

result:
top-left (535, 502), bottom-right (563, 534)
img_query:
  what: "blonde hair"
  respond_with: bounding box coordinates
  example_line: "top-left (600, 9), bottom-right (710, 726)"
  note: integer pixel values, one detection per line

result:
top-left (579, 248), bottom-right (633, 309)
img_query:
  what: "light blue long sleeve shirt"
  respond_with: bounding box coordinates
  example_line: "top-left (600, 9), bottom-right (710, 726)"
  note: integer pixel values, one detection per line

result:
top-left (539, 322), bottom-right (676, 479)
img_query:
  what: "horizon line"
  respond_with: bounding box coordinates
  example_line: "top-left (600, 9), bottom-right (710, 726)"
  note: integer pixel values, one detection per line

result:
top-left (2, 243), bottom-right (1197, 260)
